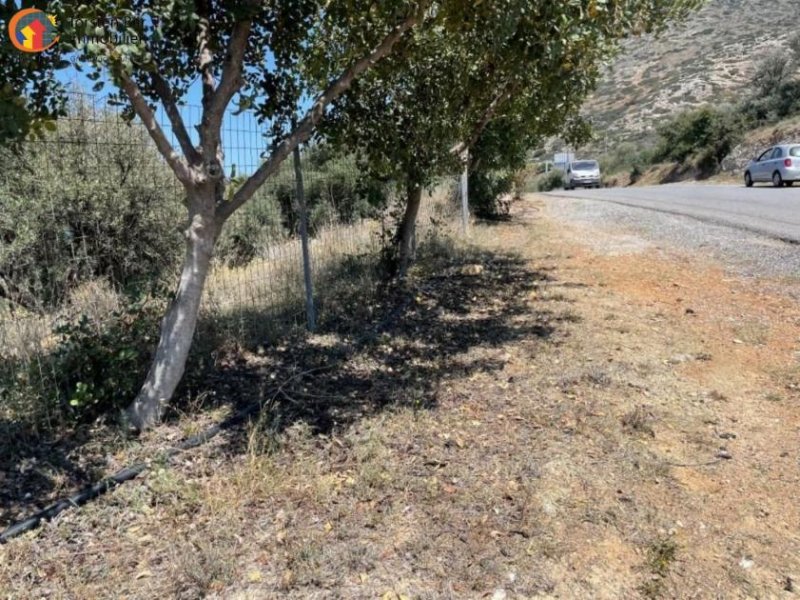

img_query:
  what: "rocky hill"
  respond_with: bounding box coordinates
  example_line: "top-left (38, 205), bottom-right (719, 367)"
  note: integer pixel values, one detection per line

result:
top-left (586, 0), bottom-right (800, 146)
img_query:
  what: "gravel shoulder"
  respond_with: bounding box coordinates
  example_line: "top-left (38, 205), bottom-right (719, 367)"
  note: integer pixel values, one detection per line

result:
top-left (543, 191), bottom-right (800, 293)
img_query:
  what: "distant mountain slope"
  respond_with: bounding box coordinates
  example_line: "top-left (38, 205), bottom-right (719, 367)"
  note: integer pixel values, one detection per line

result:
top-left (586, 0), bottom-right (800, 145)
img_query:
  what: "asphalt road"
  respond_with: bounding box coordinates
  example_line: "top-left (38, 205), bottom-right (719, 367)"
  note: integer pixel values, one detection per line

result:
top-left (546, 184), bottom-right (800, 243)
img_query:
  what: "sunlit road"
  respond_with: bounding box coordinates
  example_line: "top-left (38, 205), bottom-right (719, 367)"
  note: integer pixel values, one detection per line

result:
top-left (545, 184), bottom-right (800, 242)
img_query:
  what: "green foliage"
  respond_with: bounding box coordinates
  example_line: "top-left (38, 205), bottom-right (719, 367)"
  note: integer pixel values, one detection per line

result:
top-left (740, 81), bottom-right (800, 126)
top-left (50, 297), bottom-right (163, 423)
top-left (600, 142), bottom-right (654, 176)
top-left (1, 296), bottom-right (163, 427)
top-left (733, 43), bottom-right (800, 127)
top-left (469, 170), bottom-right (514, 219)
top-left (652, 106), bottom-right (743, 175)
top-left (217, 192), bottom-right (285, 268)
top-left (630, 164), bottom-right (643, 184)
top-left (278, 153), bottom-right (386, 234)
top-left (0, 4), bottom-right (67, 144)
top-left (0, 107), bottom-right (183, 310)
top-left (750, 52), bottom-right (794, 99)
top-left (216, 150), bottom-right (389, 268)
top-left (537, 170), bottom-right (565, 192)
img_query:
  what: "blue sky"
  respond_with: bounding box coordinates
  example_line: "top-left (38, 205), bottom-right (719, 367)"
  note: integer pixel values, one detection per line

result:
top-left (8, 0), bottom-right (312, 177)
top-left (58, 65), bottom-right (272, 177)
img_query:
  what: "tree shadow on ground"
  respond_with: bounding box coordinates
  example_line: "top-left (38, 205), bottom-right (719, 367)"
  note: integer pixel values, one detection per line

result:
top-left (202, 239), bottom-right (572, 457)
top-left (0, 233), bottom-right (578, 527)
top-left (0, 420), bottom-right (112, 527)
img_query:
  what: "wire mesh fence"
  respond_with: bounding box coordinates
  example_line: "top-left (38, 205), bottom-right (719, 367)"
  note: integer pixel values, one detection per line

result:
top-left (0, 92), bottom-right (462, 428)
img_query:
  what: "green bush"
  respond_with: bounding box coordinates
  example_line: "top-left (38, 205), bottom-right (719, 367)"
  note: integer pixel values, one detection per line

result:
top-left (468, 169), bottom-right (514, 218)
top-left (536, 170), bottom-right (565, 192)
top-left (740, 80), bottom-right (800, 126)
top-left (0, 107), bottom-right (183, 310)
top-left (1, 296), bottom-right (164, 427)
top-left (278, 152), bottom-right (389, 234)
top-left (216, 192), bottom-right (284, 267)
top-left (600, 141), bottom-right (654, 176)
top-left (652, 106), bottom-right (742, 175)
top-left (51, 298), bottom-right (163, 423)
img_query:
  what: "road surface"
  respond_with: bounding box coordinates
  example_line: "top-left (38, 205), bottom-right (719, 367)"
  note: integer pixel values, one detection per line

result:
top-left (545, 184), bottom-right (800, 243)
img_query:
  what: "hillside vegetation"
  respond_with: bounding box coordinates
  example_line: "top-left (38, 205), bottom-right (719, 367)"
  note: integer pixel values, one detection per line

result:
top-left (587, 0), bottom-right (800, 146)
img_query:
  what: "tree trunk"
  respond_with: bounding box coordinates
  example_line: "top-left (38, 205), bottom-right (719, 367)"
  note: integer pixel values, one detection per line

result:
top-left (125, 192), bottom-right (218, 430)
top-left (396, 184), bottom-right (423, 279)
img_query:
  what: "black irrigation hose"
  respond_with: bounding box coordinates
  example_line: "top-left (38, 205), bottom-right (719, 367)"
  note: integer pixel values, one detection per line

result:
top-left (0, 401), bottom-right (264, 544)
top-left (0, 285), bottom-right (422, 544)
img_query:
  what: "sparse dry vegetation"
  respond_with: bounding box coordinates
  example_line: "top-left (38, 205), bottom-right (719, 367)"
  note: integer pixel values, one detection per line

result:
top-left (586, 0), bottom-right (800, 146)
top-left (3, 196), bottom-right (800, 598)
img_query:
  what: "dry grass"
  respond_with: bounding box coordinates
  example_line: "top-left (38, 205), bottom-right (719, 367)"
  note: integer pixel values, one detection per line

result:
top-left (204, 218), bottom-right (379, 317)
top-left (3, 195), bottom-right (800, 598)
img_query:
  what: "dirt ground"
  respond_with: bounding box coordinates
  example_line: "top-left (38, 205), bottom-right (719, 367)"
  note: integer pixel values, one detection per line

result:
top-left (2, 195), bottom-right (799, 599)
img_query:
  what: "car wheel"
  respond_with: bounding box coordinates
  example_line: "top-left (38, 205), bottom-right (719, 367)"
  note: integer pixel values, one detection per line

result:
top-left (772, 171), bottom-right (784, 188)
top-left (744, 171), bottom-right (753, 188)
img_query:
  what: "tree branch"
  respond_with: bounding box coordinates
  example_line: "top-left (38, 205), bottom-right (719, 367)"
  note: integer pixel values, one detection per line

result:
top-left (118, 73), bottom-right (194, 185)
top-left (199, 18), bottom-right (252, 164)
top-left (150, 72), bottom-right (201, 165)
top-left (196, 0), bottom-right (216, 109)
top-left (450, 83), bottom-right (514, 158)
top-left (219, 11), bottom-right (423, 221)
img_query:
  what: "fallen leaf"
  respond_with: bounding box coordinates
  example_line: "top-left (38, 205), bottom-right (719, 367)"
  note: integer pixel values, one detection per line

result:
top-left (280, 569), bottom-right (295, 589)
top-left (247, 570), bottom-right (263, 583)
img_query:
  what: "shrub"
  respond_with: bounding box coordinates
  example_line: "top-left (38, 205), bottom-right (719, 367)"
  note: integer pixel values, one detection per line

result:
top-left (468, 169), bottom-right (514, 218)
top-left (740, 80), bottom-right (800, 125)
top-left (216, 192), bottom-right (284, 267)
top-left (0, 295), bottom-right (164, 427)
top-left (216, 151), bottom-right (389, 269)
top-left (0, 107), bottom-right (183, 310)
top-left (652, 106), bottom-right (742, 175)
top-left (279, 153), bottom-right (389, 236)
top-left (600, 141), bottom-right (654, 175)
top-left (537, 170), bottom-right (565, 192)
top-left (751, 52), bottom-right (793, 99)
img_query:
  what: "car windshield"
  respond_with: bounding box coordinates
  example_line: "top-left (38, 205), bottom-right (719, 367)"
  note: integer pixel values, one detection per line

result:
top-left (790, 147), bottom-right (800, 157)
top-left (572, 161), bottom-right (598, 170)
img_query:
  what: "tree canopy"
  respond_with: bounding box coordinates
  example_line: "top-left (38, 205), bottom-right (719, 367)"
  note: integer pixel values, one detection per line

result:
top-left (2, 0), bottom-right (702, 428)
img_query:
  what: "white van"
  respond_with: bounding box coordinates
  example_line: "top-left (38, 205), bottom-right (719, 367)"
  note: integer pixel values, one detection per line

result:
top-left (563, 160), bottom-right (602, 190)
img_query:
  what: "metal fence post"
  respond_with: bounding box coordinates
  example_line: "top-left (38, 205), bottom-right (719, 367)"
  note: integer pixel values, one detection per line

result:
top-left (460, 149), bottom-right (469, 234)
top-left (293, 144), bottom-right (316, 332)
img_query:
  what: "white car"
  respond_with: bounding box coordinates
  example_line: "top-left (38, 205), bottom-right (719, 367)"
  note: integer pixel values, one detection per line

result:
top-left (563, 160), bottom-right (601, 190)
